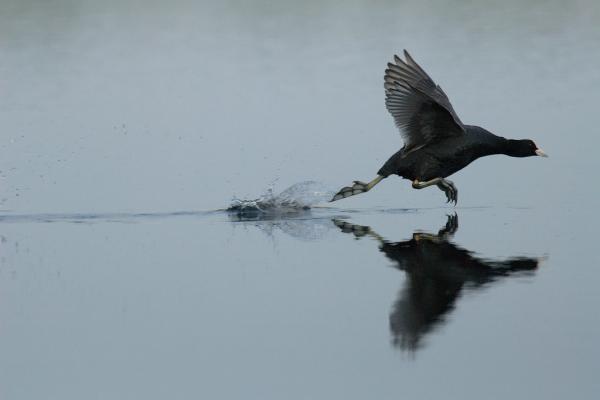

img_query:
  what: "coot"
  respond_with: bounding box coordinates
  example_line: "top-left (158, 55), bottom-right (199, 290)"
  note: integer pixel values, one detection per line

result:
top-left (331, 50), bottom-right (547, 204)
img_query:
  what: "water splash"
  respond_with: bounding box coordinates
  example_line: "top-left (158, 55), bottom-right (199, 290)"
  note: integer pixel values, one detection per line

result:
top-left (228, 181), bottom-right (334, 215)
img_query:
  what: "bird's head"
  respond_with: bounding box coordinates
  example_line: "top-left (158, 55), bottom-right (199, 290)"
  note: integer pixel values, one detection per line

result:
top-left (506, 139), bottom-right (548, 158)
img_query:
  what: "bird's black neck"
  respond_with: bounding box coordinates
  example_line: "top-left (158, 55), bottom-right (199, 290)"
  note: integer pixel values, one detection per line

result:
top-left (465, 126), bottom-right (519, 158)
top-left (496, 137), bottom-right (517, 156)
top-left (502, 138), bottom-right (535, 157)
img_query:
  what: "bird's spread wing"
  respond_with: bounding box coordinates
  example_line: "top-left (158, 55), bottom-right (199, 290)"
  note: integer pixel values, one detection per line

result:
top-left (384, 50), bottom-right (465, 154)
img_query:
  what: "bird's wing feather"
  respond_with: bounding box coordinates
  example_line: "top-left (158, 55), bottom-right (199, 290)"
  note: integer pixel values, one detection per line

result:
top-left (384, 50), bottom-right (465, 153)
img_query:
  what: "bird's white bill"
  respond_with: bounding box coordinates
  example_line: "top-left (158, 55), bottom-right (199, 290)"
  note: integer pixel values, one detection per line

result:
top-left (535, 149), bottom-right (548, 157)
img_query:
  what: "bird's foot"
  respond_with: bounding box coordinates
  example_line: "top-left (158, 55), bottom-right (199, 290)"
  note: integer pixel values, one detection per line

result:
top-left (331, 181), bottom-right (369, 202)
top-left (437, 179), bottom-right (458, 205)
top-left (330, 176), bottom-right (384, 202)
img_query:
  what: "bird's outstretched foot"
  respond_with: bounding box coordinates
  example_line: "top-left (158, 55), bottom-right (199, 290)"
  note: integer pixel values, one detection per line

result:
top-left (437, 179), bottom-right (458, 205)
top-left (330, 176), bottom-right (384, 202)
top-left (331, 181), bottom-right (369, 202)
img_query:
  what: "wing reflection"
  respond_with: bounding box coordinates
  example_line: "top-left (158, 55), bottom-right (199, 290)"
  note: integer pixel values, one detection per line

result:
top-left (333, 214), bottom-right (540, 352)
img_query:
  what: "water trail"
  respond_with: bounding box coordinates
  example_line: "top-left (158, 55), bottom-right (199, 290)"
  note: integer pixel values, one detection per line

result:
top-left (0, 210), bottom-right (216, 224)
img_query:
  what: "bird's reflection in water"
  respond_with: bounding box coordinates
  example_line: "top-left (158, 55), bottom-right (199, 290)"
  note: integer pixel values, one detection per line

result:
top-left (333, 214), bottom-right (540, 352)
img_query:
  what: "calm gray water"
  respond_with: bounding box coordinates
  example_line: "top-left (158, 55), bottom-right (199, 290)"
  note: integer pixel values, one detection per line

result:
top-left (1, 1), bottom-right (600, 399)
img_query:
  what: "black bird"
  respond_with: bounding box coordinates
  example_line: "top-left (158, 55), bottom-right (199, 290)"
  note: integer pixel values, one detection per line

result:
top-left (331, 50), bottom-right (548, 204)
top-left (333, 214), bottom-right (541, 351)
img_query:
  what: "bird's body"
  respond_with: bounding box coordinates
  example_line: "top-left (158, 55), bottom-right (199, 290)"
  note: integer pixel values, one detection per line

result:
top-left (378, 125), bottom-right (508, 181)
top-left (331, 50), bottom-right (547, 204)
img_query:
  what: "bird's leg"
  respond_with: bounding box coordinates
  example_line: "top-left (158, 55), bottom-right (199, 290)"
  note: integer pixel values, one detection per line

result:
top-left (330, 175), bottom-right (384, 202)
top-left (411, 177), bottom-right (442, 189)
top-left (412, 178), bottom-right (458, 205)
